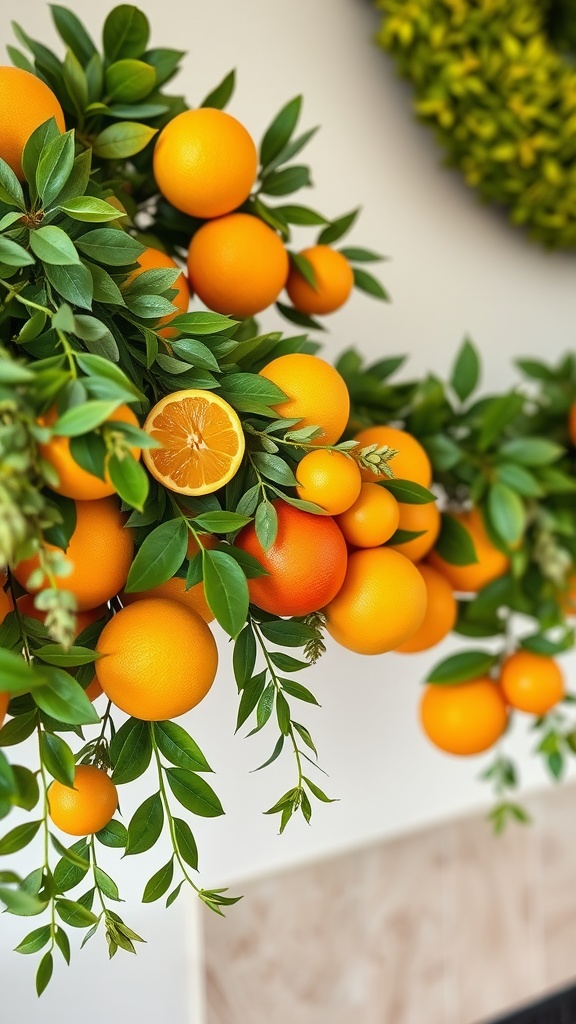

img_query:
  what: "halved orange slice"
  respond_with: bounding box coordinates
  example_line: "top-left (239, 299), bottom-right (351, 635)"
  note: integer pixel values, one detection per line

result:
top-left (142, 389), bottom-right (245, 495)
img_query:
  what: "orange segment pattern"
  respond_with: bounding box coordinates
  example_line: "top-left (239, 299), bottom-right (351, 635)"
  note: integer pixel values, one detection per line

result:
top-left (146, 395), bottom-right (243, 492)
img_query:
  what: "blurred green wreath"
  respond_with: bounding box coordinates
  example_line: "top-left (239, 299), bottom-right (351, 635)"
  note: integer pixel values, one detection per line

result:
top-left (376, 0), bottom-right (576, 247)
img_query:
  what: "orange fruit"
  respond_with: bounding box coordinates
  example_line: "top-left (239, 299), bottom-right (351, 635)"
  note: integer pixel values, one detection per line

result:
top-left (38, 403), bottom-right (141, 501)
top-left (388, 500), bottom-right (441, 562)
top-left (153, 108), bottom-right (257, 219)
top-left (286, 245), bottom-right (354, 316)
top-left (428, 508), bottom-right (509, 593)
top-left (48, 765), bottom-right (118, 836)
top-left (396, 564), bottom-right (457, 653)
top-left (125, 246), bottom-right (190, 339)
top-left (353, 425), bottom-right (432, 487)
top-left (142, 389), bottom-right (245, 495)
top-left (0, 584), bottom-right (13, 623)
top-left (335, 483), bottom-right (399, 548)
top-left (122, 574), bottom-right (214, 625)
top-left (499, 651), bottom-right (565, 715)
top-left (420, 679), bottom-right (508, 756)
top-left (325, 547), bottom-right (427, 654)
top-left (569, 404), bottom-right (576, 446)
top-left (0, 67), bottom-right (65, 178)
top-left (235, 500), bottom-right (348, 617)
top-left (187, 213), bottom-right (289, 318)
top-left (259, 353), bottom-right (350, 447)
top-left (560, 570), bottom-right (576, 616)
top-left (17, 595), bottom-right (107, 702)
top-left (13, 498), bottom-right (134, 612)
top-left (295, 450), bottom-right (361, 515)
top-left (0, 692), bottom-right (9, 730)
top-left (95, 598), bottom-right (218, 720)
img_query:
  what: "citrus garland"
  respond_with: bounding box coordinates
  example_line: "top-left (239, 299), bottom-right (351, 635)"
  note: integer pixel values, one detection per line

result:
top-left (2, 3), bottom-right (576, 996)
top-left (375, 0), bottom-right (576, 248)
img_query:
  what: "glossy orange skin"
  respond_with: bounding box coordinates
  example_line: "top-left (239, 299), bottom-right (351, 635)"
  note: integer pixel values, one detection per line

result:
top-left (325, 546), bottom-right (427, 655)
top-left (259, 353), bottom-right (350, 447)
top-left (13, 498), bottom-right (134, 612)
top-left (428, 508), bottom-right (510, 594)
top-left (235, 501), bottom-right (348, 617)
top-left (420, 678), bottom-right (508, 756)
top-left (153, 108), bottom-right (257, 219)
top-left (0, 67), bottom-right (65, 177)
top-left (286, 246), bottom-right (354, 316)
top-left (336, 483), bottom-right (400, 548)
top-left (499, 651), bottom-right (565, 715)
top-left (125, 246), bottom-right (190, 338)
top-left (396, 564), bottom-right (457, 653)
top-left (187, 213), bottom-right (289, 318)
top-left (388, 500), bottom-right (441, 563)
top-left (122, 574), bottom-right (214, 625)
top-left (0, 692), bottom-right (9, 730)
top-left (48, 765), bottom-right (118, 836)
top-left (353, 425), bottom-right (432, 487)
top-left (296, 450), bottom-right (361, 516)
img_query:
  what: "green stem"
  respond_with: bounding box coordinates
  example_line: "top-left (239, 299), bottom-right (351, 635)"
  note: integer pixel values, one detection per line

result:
top-left (0, 280), bottom-right (53, 317)
top-left (90, 836), bottom-right (107, 917)
top-left (252, 619), bottom-right (304, 789)
top-left (36, 723), bottom-right (56, 952)
top-left (55, 329), bottom-right (77, 378)
top-left (150, 725), bottom-right (200, 893)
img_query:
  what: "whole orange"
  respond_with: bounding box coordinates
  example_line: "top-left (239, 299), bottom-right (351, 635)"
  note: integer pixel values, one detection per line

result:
top-left (396, 564), bottom-right (457, 653)
top-left (353, 425), bottom-right (432, 487)
top-left (428, 508), bottom-right (509, 593)
top-left (324, 547), bottom-right (427, 654)
top-left (125, 245), bottom-right (190, 338)
top-left (187, 213), bottom-right (289, 318)
top-left (420, 679), bottom-right (508, 756)
top-left (96, 598), bottom-right (218, 720)
top-left (295, 450), bottom-right (361, 515)
top-left (13, 498), bottom-right (134, 612)
top-left (0, 67), bottom-right (65, 178)
top-left (388, 500), bottom-right (440, 562)
top-left (38, 403), bottom-right (141, 501)
top-left (48, 765), bottom-right (118, 836)
top-left (259, 353), bottom-right (350, 446)
top-left (235, 500), bottom-right (347, 617)
top-left (122, 574), bottom-right (214, 625)
top-left (499, 650), bottom-right (565, 715)
top-left (286, 246), bottom-right (354, 316)
top-left (153, 108), bottom-right (257, 219)
top-left (335, 483), bottom-right (399, 548)
top-left (17, 595), bottom-right (107, 702)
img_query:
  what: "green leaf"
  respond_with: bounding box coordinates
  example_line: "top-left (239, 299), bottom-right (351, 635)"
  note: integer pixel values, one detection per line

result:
top-left (169, 311), bottom-right (235, 335)
top-left (76, 229), bottom-right (145, 266)
top-left (110, 718), bottom-right (152, 785)
top-left (105, 59), bottom-right (156, 102)
top-left (95, 820), bottom-right (128, 848)
top-left (51, 835), bottom-right (90, 871)
top-left (318, 208), bottom-right (359, 245)
top-left (34, 644), bottom-right (100, 668)
top-left (94, 867), bottom-right (120, 901)
top-left (236, 671), bottom-right (266, 729)
top-left (280, 679), bottom-right (319, 705)
top-left (11, 766), bottom-right (40, 811)
top-left (44, 261), bottom-right (93, 309)
top-left (260, 165), bottom-right (311, 196)
top-left (50, 6), bottom-right (97, 63)
top-left (275, 204), bottom-right (327, 226)
top-left (200, 68), bottom-right (235, 109)
top-left (276, 691), bottom-right (291, 735)
top-left (434, 513), bottom-right (478, 566)
top-left (259, 619), bottom-right (315, 647)
top-left (58, 196), bottom-right (124, 223)
top-left (0, 157), bottom-right (26, 210)
top-left (108, 454), bottom-right (148, 511)
top-left (54, 400), bottom-right (121, 438)
top-left (252, 452), bottom-right (298, 486)
top-left (125, 793), bottom-right (163, 855)
top-left (0, 820), bottom-right (42, 855)
top-left (36, 130), bottom-right (75, 208)
top-left (173, 818), bottom-right (198, 870)
top-left (103, 5), bottom-right (150, 60)
top-left (0, 650), bottom-right (47, 692)
top-left (0, 886), bottom-right (47, 916)
top-left (36, 951), bottom-right (53, 996)
top-left (40, 732), bottom-right (75, 787)
top-left (0, 710), bottom-right (38, 748)
top-left (203, 548), bottom-right (249, 638)
top-left (487, 483), bottom-right (525, 546)
top-left (494, 463), bottom-right (542, 498)
top-left (339, 246), bottom-right (383, 262)
top-left (56, 898), bottom-right (98, 928)
top-left (303, 776), bottom-right (337, 803)
top-left (165, 768), bottom-right (224, 817)
top-left (478, 393), bottom-right (525, 452)
top-left (30, 225), bottom-right (79, 266)
top-left (15, 924), bottom-right (52, 955)
top-left (255, 499), bottom-right (278, 551)
top-left (256, 683), bottom-right (275, 729)
top-left (233, 626), bottom-right (257, 688)
top-left (499, 437), bottom-right (564, 466)
top-left (193, 511), bottom-right (251, 534)
top-left (450, 338), bottom-right (480, 402)
top-left (352, 267), bottom-right (389, 301)
top-left (269, 652), bottom-right (309, 672)
top-left (383, 480), bottom-right (435, 504)
top-left (125, 518), bottom-right (188, 592)
top-left (63, 48), bottom-right (89, 118)
top-left (260, 96), bottom-right (301, 168)
top-left (34, 668), bottom-right (100, 726)
top-left (92, 122), bottom-right (158, 160)
top-left (142, 859), bottom-right (173, 903)
top-left (427, 650), bottom-right (497, 685)
top-left (54, 924), bottom-right (71, 963)
top-left (0, 237), bottom-right (34, 267)
top-left (252, 734), bottom-right (285, 772)
top-left (153, 721), bottom-right (212, 773)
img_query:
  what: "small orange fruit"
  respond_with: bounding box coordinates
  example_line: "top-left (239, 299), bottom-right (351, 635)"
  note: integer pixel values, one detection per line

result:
top-left (235, 500), bottom-right (348, 617)
top-left (38, 403), bottom-right (141, 501)
top-left (48, 765), bottom-right (118, 836)
top-left (335, 483), bottom-right (399, 548)
top-left (96, 598), bottom-right (218, 721)
top-left (420, 679), bottom-right (508, 756)
top-left (286, 245), bottom-right (354, 316)
top-left (325, 546), bottom-right (427, 654)
top-left (153, 108), bottom-right (258, 219)
top-left (143, 389), bottom-right (245, 495)
top-left (396, 564), bottom-right (457, 653)
top-left (295, 450), bottom-right (361, 515)
top-left (388, 500), bottom-right (441, 563)
top-left (187, 213), bottom-right (289, 318)
top-left (259, 353), bottom-right (350, 447)
top-left (125, 246), bottom-right (190, 338)
top-left (122, 574), bottom-right (214, 625)
top-left (499, 651), bottom-right (565, 716)
top-left (428, 508), bottom-right (509, 593)
top-left (0, 67), bottom-right (65, 178)
top-left (353, 425), bottom-right (432, 487)
top-left (13, 498), bottom-right (134, 612)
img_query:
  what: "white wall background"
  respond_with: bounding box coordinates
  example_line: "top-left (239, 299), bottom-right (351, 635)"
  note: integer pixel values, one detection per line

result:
top-left (3, 0), bottom-right (576, 1020)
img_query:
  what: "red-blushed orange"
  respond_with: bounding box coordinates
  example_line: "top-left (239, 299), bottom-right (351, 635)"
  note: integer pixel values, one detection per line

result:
top-left (95, 598), bottom-right (218, 721)
top-left (324, 546), bottom-right (427, 654)
top-left (420, 679), bottom-right (508, 756)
